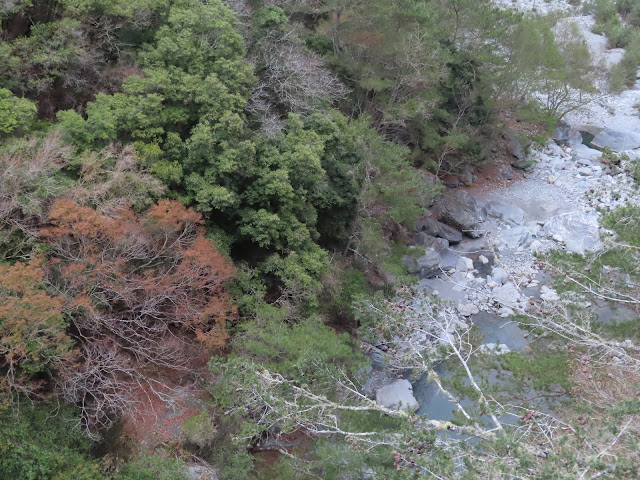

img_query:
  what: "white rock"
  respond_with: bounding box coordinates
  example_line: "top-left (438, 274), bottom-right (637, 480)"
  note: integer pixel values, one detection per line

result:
top-left (530, 239), bottom-right (543, 252)
top-left (456, 256), bottom-right (469, 272)
top-left (493, 282), bottom-right (522, 308)
top-left (491, 266), bottom-right (509, 285)
top-left (540, 285), bottom-right (560, 302)
top-left (546, 212), bottom-right (603, 254)
top-left (376, 379), bottom-right (419, 412)
top-left (479, 255), bottom-right (489, 264)
top-left (463, 257), bottom-right (474, 271)
top-left (548, 175), bottom-right (557, 184)
top-left (458, 303), bottom-right (479, 316)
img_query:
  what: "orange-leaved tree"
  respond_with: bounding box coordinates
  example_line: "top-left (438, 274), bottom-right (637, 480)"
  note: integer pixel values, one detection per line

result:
top-left (0, 259), bottom-right (75, 407)
top-left (40, 199), bottom-right (236, 431)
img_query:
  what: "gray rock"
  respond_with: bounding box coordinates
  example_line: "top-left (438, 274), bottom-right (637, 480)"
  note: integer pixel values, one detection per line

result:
top-left (433, 190), bottom-right (486, 238)
top-left (412, 232), bottom-right (434, 246)
top-left (363, 369), bottom-right (398, 397)
top-left (546, 142), bottom-right (564, 156)
top-left (540, 285), bottom-right (560, 302)
top-left (512, 156), bottom-right (535, 170)
top-left (499, 226), bottom-right (531, 248)
top-left (545, 212), bottom-right (602, 254)
top-left (439, 249), bottom-right (460, 271)
top-left (577, 167), bottom-right (592, 176)
top-left (591, 128), bottom-right (640, 152)
top-left (419, 217), bottom-right (463, 244)
top-left (449, 270), bottom-right (467, 284)
top-left (432, 237), bottom-right (450, 253)
top-left (530, 239), bottom-right (543, 252)
top-left (367, 346), bottom-right (386, 369)
top-left (576, 158), bottom-right (593, 166)
top-left (456, 256), bottom-right (470, 272)
top-left (442, 175), bottom-right (460, 188)
top-left (486, 200), bottom-right (525, 225)
top-left (459, 169), bottom-right (474, 186)
top-left (572, 144), bottom-right (602, 161)
top-left (404, 248), bottom-right (442, 278)
top-left (436, 223), bottom-right (462, 244)
top-left (415, 214), bottom-right (430, 232)
top-left (490, 266), bottom-right (509, 285)
top-left (493, 282), bottom-right (521, 308)
top-left (376, 379), bottom-right (419, 412)
top-left (507, 135), bottom-right (526, 160)
top-left (462, 257), bottom-right (474, 271)
top-left (550, 159), bottom-right (567, 170)
top-left (186, 466), bottom-right (218, 480)
top-left (458, 303), bottom-right (479, 316)
top-left (500, 165), bottom-right (515, 180)
top-left (553, 120), bottom-right (572, 146)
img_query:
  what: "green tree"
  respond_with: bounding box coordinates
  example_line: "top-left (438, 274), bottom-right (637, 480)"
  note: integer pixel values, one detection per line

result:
top-left (0, 88), bottom-right (35, 135)
top-left (0, 404), bottom-right (105, 480)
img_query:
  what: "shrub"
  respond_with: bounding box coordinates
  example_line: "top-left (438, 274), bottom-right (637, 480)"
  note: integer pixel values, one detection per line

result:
top-left (181, 411), bottom-right (216, 449)
top-left (0, 88), bottom-right (36, 136)
top-left (115, 456), bottom-right (188, 480)
top-left (0, 403), bottom-right (104, 480)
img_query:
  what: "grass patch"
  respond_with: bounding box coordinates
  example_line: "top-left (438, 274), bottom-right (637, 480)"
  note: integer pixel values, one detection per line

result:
top-left (499, 351), bottom-right (571, 392)
top-left (598, 318), bottom-right (640, 341)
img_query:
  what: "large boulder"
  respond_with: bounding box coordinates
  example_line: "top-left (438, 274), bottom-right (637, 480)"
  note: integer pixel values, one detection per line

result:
top-left (506, 132), bottom-right (534, 169)
top-left (572, 144), bottom-right (602, 162)
top-left (417, 217), bottom-right (463, 244)
top-left (486, 200), bottom-right (525, 225)
top-left (439, 248), bottom-right (460, 271)
top-left (498, 226), bottom-right (532, 248)
top-left (432, 190), bottom-right (486, 238)
top-left (506, 135), bottom-right (526, 160)
top-left (545, 211), bottom-right (602, 254)
top-left (552, 120), bottom-right (572, 146)
top-left (591, 128), bottom-right (640, 152)
top-left (459, 169), bottom-right (474, 187)
top-left (493, 282), bottom-right (522, 309)
top-left (441, 175), bottom-right (460, 188)
top-left (404, 248), bottom-right (442, 279)
top-left (376, 379), bottom-right (419, 412)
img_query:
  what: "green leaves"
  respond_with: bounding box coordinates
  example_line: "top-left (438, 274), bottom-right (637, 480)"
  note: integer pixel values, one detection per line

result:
top-left (0, 89), bottom-right (35, 136)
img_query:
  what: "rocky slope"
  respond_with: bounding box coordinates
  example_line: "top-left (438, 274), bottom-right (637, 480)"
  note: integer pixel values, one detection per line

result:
top-left (373, 4), bottom-right (640, 411)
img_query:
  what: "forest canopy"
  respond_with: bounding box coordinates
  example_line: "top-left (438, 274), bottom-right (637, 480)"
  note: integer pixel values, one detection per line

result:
top-left (2, 0), bottom-right (636, 479)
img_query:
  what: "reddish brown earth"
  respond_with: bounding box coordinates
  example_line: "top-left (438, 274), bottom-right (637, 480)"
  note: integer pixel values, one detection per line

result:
top-left (119, 336), bottom-right (217, 451)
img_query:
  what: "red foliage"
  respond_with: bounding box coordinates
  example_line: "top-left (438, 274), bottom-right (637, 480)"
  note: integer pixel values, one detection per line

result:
top-left (0, 259), bottom-right (74, 405)
top-left (40, 199), bottom-right (236, 431)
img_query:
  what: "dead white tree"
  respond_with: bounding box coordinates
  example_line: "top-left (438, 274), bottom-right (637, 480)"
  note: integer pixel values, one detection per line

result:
top-left (248, 30), bottom-right (349, 124)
